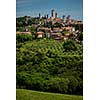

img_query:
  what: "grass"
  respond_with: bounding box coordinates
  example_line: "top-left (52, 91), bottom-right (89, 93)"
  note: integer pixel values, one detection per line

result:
top-left (16, 89), bottom-right (83, 100)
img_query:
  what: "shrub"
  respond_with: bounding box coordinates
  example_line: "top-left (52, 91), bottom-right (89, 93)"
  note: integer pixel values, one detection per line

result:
top-left (16, 34), bottom-right (32, 42)
top-left (47, 78), bottom-right (69, 94)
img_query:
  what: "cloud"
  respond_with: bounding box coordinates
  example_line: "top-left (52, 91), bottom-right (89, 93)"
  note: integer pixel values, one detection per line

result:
top-left (16, 0), bottom-right (32, 4)
top-left (17, 0), bottom-right (48, 4)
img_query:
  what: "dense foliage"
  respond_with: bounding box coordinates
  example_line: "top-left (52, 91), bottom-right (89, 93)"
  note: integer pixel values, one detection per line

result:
top-left (63, 39), bottom-right (83, 52)
top-left (16, 34), bottom-right (33, 42)
top-left (16, 34), bottom-right (83, 95)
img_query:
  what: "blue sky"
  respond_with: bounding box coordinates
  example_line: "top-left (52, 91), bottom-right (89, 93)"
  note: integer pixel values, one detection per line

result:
top-left (16, 0), bottom-right (83, 20)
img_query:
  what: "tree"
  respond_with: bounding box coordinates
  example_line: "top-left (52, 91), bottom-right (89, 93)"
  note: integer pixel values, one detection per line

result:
top-left (16, 34), bottom-right (33, 42)
top-left (78, 32), bottom-right (83, 41)
top-left (73, 24), bottom-right (83, 32)
top-left (63, 40), bottom-right (77, 51)
top-left (67, 76), bottom-right (78, 94)
top-left (48, 78), bottom-right (69, 93)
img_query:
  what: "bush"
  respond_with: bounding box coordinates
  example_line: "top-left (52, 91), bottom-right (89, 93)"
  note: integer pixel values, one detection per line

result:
top-left (16, 34), bottom-right (33, 42)
top-left (47, 78), bottom-right (69, 93)
top-left (63, 40), bottom-right (77, 51)
top-left (67, 76), bottom-right (78, 94)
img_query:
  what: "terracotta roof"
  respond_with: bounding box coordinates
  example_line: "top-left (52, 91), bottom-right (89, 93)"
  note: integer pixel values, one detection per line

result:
top-left (51, 32), bottom-right (61, 35)
top-left (64, 27), bottom-right (73, 30)
top-left (38, 27), bottom-right (51, 30)
top-left (53, 28), bottom-right (63, 32)
top-left (54, 37), bottom-right (62, 40)
top-left (16, 32), bottom-right (31, 34)
top-left (36, 31), bottom-right (44, 35)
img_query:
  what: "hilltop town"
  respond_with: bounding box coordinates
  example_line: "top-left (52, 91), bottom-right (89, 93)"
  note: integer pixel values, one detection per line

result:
top-left (16, 9), bottom-right (83, 42)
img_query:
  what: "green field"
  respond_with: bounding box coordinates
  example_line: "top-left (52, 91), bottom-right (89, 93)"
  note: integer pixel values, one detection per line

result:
top-left (16, 89), bottom-right (83, 100)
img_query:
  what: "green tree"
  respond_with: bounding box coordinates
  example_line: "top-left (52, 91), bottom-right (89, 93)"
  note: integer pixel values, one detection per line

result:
top-left (63, 40), bottom-right (77, 51)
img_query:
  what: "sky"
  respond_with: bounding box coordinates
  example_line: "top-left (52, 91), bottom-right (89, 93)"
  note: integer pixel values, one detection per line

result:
top-left (16, 0), bottom-right (83, 20)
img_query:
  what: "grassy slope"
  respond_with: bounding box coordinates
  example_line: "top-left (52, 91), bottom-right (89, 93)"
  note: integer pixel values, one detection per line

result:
top-left (16, 89), bottom-right (83, 100)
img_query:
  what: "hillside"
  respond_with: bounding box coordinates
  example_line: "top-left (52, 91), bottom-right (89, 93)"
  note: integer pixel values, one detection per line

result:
top-left (16, 89), bottom-right (83, 100)
top-left (16, 34), bottom-right (83, 95)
